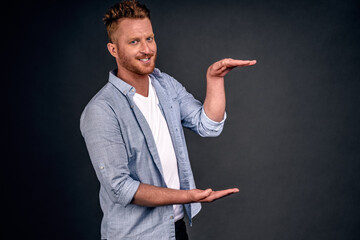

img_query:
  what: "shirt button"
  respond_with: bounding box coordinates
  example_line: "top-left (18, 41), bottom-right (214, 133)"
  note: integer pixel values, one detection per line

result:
top-left (132, 89), bottom-right (135, 92)
top-left (100, 166), bottom-right (104, 169)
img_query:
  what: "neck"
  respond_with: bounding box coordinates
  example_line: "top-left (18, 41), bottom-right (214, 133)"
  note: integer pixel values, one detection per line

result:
top-left (117, 68), bottom-right (149, 97)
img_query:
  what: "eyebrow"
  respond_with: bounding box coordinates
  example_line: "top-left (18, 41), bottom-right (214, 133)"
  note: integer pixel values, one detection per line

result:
top-left (127, 34), bottom-right (155, 43)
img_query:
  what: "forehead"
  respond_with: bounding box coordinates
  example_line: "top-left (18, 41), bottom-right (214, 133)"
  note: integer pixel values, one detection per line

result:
top-left (116, 18), bottom-right (154, 39)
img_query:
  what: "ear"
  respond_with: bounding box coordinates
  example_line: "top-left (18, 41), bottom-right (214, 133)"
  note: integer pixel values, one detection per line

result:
top-left (107, 42), bottom-right (118, 58)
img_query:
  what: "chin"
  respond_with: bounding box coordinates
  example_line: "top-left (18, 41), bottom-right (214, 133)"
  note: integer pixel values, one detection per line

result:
top-left (137, 64), bottom-right (156, 75)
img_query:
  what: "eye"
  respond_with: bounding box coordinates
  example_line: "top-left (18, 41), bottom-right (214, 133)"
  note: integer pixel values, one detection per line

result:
top-left (146, 37), bottom-right (154, 42)
top-left (129, 40), bottom-right (138, 45)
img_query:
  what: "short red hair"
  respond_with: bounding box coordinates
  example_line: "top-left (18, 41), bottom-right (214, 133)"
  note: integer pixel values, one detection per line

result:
top-left (103, 0), bottom-right (151, 43)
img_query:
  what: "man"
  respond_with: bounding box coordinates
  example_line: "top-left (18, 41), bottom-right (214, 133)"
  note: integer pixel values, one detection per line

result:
top-left (80, 1), bottom-right (256, 239)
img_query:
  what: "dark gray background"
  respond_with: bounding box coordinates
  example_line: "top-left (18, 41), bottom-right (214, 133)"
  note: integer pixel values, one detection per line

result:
top-left (7, 0), bottom-right (360, 239)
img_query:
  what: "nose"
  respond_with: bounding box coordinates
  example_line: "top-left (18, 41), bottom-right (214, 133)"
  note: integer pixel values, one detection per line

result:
top-left (140, 41), bottom-right (151, 54)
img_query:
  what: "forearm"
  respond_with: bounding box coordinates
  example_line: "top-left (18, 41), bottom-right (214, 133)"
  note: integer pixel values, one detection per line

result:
top-left (132, 183), bottom-right (239, 207)
top-left (203, 58), bottom-right (256, 122)
top-left (203, 77), bottom-right (226, 122)
top-left (132, 183), bottom-right (190, 207)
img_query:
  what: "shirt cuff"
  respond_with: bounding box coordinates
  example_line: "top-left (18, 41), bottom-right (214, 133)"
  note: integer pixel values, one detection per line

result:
top-left (201, 108), bottom-right (227, 130)
top-left (121, 177), bottom-right (141, 207)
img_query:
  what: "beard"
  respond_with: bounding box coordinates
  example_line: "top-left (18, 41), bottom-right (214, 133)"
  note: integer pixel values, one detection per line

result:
top-left (117, 51), bottom-right (157, 76)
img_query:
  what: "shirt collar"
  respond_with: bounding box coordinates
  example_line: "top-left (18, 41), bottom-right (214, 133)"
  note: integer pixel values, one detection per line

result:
top-left (108, 68), bottom-right (162, 96)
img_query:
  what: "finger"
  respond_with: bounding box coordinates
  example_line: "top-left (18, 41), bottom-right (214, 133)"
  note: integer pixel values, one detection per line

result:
top-left (224, 59), bottom-right (257, 68)
top-left (218, 188), bottom-right (239, 195)
top-left (212, 59), bottom-right (256, 72)
top-left (212, 188), bottom-right (239, 199)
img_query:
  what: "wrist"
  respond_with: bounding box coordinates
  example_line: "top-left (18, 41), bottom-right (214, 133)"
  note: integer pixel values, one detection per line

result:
top-left (206, 74), bottom-right (225, 83)
top-left (183, 190), bottom-right (193, 204)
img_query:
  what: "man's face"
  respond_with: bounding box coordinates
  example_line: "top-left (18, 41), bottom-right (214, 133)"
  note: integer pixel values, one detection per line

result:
top-left (111, 18), bottom-right (157, 77)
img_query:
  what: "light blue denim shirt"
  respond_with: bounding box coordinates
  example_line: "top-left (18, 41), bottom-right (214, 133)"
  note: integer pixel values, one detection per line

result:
top-left (80, 68), bottom-right (226, 240)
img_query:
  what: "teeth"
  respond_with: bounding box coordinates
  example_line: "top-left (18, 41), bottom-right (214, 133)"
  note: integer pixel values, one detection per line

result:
top-left (139, 58), bottom-right (150, 62)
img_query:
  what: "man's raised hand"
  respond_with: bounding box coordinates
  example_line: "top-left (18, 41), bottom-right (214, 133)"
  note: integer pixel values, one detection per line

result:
top-left (187, 188), bottom-right (240, 203)
top-left (207, 58), bottom-right (257, 80)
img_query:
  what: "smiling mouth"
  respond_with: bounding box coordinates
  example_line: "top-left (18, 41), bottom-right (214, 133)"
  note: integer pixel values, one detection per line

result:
top-left (137, 54), bottom-right (154, 63)
top-left (139, 58), bottom-right (150, 62)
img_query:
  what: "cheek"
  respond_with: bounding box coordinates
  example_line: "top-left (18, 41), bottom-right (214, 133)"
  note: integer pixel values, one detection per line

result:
top-left (119, 48), bottom-right (137, 60)
top-left (151, 42), bottom-right (157, 53)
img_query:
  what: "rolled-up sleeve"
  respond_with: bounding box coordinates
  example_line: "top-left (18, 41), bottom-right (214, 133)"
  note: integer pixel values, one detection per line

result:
top-left (167, 75), bottom-right (226, 137)
top-left (80, 102), bottom-right (140, 207)
top-left (198, 107), bottom-right (227, 136)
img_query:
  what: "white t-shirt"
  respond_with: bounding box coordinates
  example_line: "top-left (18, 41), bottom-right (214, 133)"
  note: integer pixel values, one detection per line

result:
top-left (133, 78), bottom-right (184, 221)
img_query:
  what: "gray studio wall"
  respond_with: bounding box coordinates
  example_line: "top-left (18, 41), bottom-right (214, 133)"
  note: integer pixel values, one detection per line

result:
top-left (8, 0), bottom-right (360, 239)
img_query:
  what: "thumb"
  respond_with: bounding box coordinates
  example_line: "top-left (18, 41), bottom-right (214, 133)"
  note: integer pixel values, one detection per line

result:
top-left (201, 188), bottom-right (213, 198)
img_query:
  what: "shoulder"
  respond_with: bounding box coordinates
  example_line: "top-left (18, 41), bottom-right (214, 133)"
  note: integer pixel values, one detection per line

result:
top-left (81, 82), bottom-right (128, 120)
top-left (86, 83), bottom-right (117, 108)
top-left (150, 68), bottom-right (183, 89)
